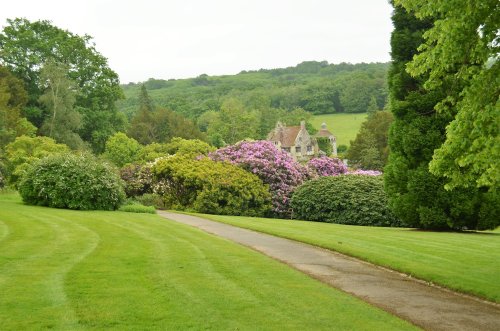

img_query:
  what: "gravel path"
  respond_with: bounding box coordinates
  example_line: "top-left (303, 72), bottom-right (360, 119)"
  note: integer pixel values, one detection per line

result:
top-left (158, 211), bottom-right (500, 331)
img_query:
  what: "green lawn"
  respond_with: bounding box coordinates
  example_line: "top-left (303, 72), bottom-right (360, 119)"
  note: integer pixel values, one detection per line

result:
top-left (311, 113), bottom-right (368, 147)
top-left (0, 193), bottom-right (416, 330)
top-left (198, 213), bottom-right (500, 303)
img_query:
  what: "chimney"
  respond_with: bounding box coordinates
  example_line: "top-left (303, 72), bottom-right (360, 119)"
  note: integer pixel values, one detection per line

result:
top-left (300, 120), bottom-right (305, 130)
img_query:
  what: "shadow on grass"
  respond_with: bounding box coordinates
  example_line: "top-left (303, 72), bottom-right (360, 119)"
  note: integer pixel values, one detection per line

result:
top-left (407, 228), bottom-right (500, 236)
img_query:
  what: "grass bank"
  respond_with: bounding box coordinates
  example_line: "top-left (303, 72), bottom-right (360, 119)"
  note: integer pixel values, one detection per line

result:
top-left (0, 193), bottom-right (416, 330)
top-left (198, 213), bottom-right (500, 303)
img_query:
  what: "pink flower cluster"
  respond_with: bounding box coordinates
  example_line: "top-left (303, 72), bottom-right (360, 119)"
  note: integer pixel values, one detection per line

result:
top-left (348, 169), bottom-right (382, 176)
top-left (307, 156), bottom-right (348, 177)
top-left (209, 140), bottom-right (310, 216)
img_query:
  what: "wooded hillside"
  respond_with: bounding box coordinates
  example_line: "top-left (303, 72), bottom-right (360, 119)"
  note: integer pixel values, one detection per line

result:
top-left (118, 61), bottom-right (389, 121)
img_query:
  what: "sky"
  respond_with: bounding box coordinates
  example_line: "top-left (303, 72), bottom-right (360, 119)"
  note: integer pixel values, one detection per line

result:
top-left (0, 0), bottom-right (394, 83)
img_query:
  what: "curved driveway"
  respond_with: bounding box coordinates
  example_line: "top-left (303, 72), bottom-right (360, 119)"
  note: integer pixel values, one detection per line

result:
top-left (158, 211), bottom-right (500, 331)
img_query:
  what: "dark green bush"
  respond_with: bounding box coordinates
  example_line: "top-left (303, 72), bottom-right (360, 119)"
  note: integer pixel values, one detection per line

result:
top-left (135, 193), bottom-right (166, 209)
top-left (152, 155), bottom-right (271, 216)
top-left (19, 153), bottom-right (125, 210)
top-left (291, 175), bottom-right (399, 226)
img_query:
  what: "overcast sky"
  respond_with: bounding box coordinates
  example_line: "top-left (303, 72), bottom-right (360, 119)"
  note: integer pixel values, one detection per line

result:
top-left (0, 0), bottom-right (394, 83)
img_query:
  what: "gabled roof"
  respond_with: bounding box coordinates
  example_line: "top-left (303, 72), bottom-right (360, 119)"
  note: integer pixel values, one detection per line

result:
top-left (316, 128), bottom-right (334, 138)
top-left (268, 125), bottom-right (301, 147)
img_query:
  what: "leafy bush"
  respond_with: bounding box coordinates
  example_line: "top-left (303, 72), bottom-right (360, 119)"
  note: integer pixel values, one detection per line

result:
top-left (5, 135), bottom-right (69, 186)
top-left (152, 155), bottom-right (271, 216)
top-left (135, 193), bottom-right (166, 209)
top-left (137, 142), bottom-right (170, 162)
top-left (209, 140), bottom-right (310, 216)
top-left (19, 153), bottom-right (125, 210)
top-left (120, 163), bottom-right (154, 197)
top-left (291, 175), bottom-right (399, 226)
top-left (307, 156), bottom-right (347, 177)
top-left (103, 132), bottom-right (142, 167)
top-left (337, 145), bottom-right (348, 153)
top-left (348, 169), bottom-right (382, 176)
top-left (119, 203), bottom-right (156, 214)
top-left (163, 137), bottom-right (215, 156)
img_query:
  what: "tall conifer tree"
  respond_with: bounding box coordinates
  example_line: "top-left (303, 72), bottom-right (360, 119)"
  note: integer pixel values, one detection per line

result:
top-left (384, 3), bottom-right (498, 230)
top-left (128, 85), bottom-right (156, 145)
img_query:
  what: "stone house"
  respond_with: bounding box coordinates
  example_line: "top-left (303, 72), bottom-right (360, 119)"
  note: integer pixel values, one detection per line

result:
top-left (267, 121), bottom-right (318, 161)
top-left (315, 122), bottom-right (337, 156)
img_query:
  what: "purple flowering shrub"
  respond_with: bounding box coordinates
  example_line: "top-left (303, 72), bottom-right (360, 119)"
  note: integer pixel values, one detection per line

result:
top-left (348, 169), bottom-right (383, 176)
top-left (209, 140), bottom-right (310, 216)
top-left (307, 156), bottom-right (382, 177)
top-left (307, 156), bottom-right (348, 177)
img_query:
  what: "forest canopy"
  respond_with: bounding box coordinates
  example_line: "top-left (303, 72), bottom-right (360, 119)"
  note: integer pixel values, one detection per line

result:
top-left (118, 61), bottom-right (389, 120)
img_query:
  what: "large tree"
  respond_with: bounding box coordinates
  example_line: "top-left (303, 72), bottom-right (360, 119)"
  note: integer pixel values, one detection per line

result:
top-left (153, 107), bottom-right (206, 143)
top-left (206, 98), bottom-right (259, 145)
top-left (347, 111), bottom-right (393, 171)
top-left (394, 0), bottom-right (499, 191)
top-left (128, 85), bottom-right (205, 144)
top-left (384, 3), bottom-right (498, 230)
top-left (0, 65), bottom-right (36, 148)
top-left (128, 85), bottom-right (156, 144)
top-left (38, 61), bottom-right (84, 150)
top-left (0, 18), bottom-right (125, 152)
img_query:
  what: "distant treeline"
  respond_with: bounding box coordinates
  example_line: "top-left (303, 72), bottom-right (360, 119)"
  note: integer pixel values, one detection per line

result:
top-left (118, 61), bottom-right (389, 120)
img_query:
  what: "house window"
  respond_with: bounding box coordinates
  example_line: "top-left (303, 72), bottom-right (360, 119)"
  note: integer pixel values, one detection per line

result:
top-left (295, 146), bottom-right (301, 153)
top-left (282, 147), bottom-right (291, 152)
top-left (307, 145), bottom-right (312, 152)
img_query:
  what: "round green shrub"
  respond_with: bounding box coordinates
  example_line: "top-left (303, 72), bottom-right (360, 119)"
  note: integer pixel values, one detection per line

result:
top-left (135, 193), bottom-right (166, 209)
top-left (152, 155), bottom-right (271, 216)
top-left (291, 175), bottom-right (399, 226)
top-left (18, 153), bottom-right (125, 210)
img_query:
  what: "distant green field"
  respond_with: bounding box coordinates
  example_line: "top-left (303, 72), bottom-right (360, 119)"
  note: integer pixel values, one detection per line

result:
top-left (311, 113), bottom-right (368, 147)
top-left (200, 213), bottom-right (500, 303)
top-left (0, 193), bottom-right (415, 330)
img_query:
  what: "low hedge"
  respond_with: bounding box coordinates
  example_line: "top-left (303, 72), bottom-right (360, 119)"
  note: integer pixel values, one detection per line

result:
top-left (19, 153), bottom-right (125, 210)
top-left (291, 175), bottom-right (399, 226)
top-left (119, 203), bottom-right (156, 214)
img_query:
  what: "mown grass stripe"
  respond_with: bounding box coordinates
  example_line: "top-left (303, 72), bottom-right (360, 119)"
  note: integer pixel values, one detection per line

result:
top-left (0, 213), bottom-right (98, 330)
top-left (0, 220), bottom-right (8, 244)
top-left (0, 193), bottom-right (417, 330)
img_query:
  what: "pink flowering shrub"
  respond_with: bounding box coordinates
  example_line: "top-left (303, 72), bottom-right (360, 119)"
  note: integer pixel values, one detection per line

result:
top-left (307, 156), bottom-right (348, 177)
top-left (348, 169), bottom-right (382, 176)
top-left (209, 140), bottom-right (310, 217)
